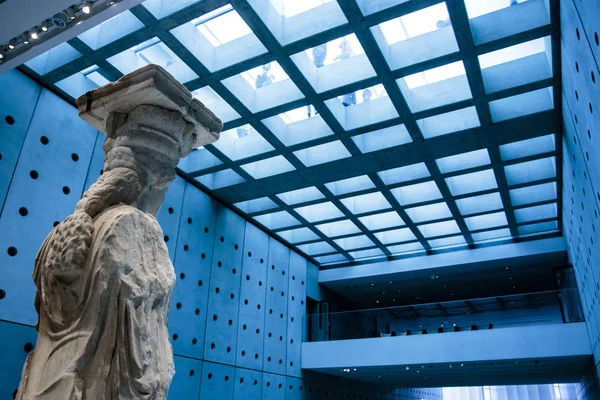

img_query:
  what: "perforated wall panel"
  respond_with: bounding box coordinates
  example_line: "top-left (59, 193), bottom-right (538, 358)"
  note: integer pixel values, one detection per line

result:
top-left (0, 321), bottom-right (37, 400)
top-left (199, 361), bottom-right (235, 400)
top-left (167, 356), bottom-right (203, 400)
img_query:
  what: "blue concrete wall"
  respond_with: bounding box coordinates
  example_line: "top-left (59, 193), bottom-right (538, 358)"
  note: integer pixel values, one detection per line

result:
top-left (0, 69), bottom-right (442, 400)
top-left (560, 0), bottom-right (600, 398)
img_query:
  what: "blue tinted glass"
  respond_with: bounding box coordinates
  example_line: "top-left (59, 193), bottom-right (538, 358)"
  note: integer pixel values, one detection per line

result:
top-left (445, 170), bottom-right (498, 196)
top-left (391, 181), bottom-right (442, 205)
top-left (374, 227), bottom-right (416, 244)
top-left (241, 155), bottom-right (295, 179)
top-left (315, 219), bottom-right (361, 237)
top-left (456, 192), bottom-right (504, 215)
top-left (295, 202), bottom-right (343, 222)
top-left (359, 211), bottom-right (404, 231)
top-left (277, 187), bottom-right (325, 205)
top-left (405, 202), bottom-right (452, 223)
top-left (436, 149), bottom-right (490, 173)
top-left (334, 235), bottom-right (375, 250)
top-left (325, 175), bottom-right (375, 196)
top-left (340, 192), bottom-right (391, 215)
top-left (254, 211), bottom-right (300, 230)
top-left (378, 163), bottom-right (430, 185)
top-left (233, 197), bottom-right (279, 214)
top-left (505, 157), bottom-right (556, 186)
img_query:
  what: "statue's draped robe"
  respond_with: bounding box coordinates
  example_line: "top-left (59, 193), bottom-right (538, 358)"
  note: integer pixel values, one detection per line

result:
top-left (18, 205), bottom-right (175, 399)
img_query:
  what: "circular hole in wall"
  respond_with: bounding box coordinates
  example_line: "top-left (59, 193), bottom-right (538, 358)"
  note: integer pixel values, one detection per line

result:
top-left (30, 170), bottom-right (38, 179)
top-left (215, 287), bottom-right (220, 294)
top-left (593, 71), bottom-right (596, 83)
top-left (201, 253), bottom-right (206, 259)
top-left (198, 280), bottom-right (203, 287)
top-left (53, 221), bottom-right (60, 227)
top-left (62, 186), bottom-right (70, 195)
top-left (234, 244), bottom-right (238, 250)
top-left (0, 289), bottom-right (5, 299)
top-left (220, 236), bottom-right (224, 242)
top-left (187, 217), bottom-right (192, 224)
top-left (230, 293), bottom-right (235, 300)
top-left (195, 308), bottom-right (200, 315)
top-left (18, 207), bottom-right (28, 217)
top-left (260, 258), bottom-right (264, 264)
top-left (176, 302), bottom-right (182, 309)
top-left (232, 268), bottom-right (236, 274)
top-left (71, 153), bottom-right (79, 162)
top-left (211, 343), bottom-right (216, 349)
top-left (0, 153), bottom-right (2, 161)
top-left (183, 244), bottom-right (189, 251)
top-left (192, 338), bottom-right (197, 345)
top-left (208, 373), bottom-right (213, 380)
top-left (23, 342), bottom-right (34, 352)
top-left (576, 28), bottom-right (580, 40)
top-left (204, 227), bottom-right (209, 233)
top-left (225, 375), bottom-right (229, 382)
top-left (164, 235), bottom-right (169, 242)
top-left (7, 247), bottom-right (17, 257)
top-left (240, 377), bottom-right (244, 383)
top-left (226, 346), bottom-right (231, 353)
top-left (189, 370), bottom-right (195, 377)
top-left (576, 62), bottom-right (579, 72)
top-left (218, 261), bottom-right (222, 267)
top-left (595, 32), bottom-right (599, 46)
top-left (5, 115), bottom-right (15, 125)
top-left (40, 136), bottom-right (49, 145)
top-left (172, 333), bottom-right (178, 341)
top-left (213, 314), bottom-right (217, 321)
top-left (168, 207), bottom-right (174, 214)
top-left (228, 319), bottom-right (232, 326)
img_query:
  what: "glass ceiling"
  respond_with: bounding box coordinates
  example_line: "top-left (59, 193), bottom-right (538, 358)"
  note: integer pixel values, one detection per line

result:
top-left (20, 0), bottom-right (560, 267)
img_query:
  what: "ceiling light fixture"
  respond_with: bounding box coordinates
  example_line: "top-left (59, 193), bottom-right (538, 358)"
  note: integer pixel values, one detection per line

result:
top-left (8, 39), bottom-right (16, 50)
top-left (65, 7), bottom-right (76, 20)
top-left (41, 20), bottom-right (50, 32)
top-left (82, 0), bottom-right (93, 14)
top-left (30, 30), bottom-right (39, 40)
top-left (52, 12), bottom-right (69, 28)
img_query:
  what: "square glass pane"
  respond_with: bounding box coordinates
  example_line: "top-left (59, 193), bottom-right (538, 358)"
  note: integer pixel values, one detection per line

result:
top-left (78, 10), bottom-right (144, 50)
top-left (356, 0), bottom-right (409, 15)
top-left (359, 211), bottom-right (404, 231)
top-left (387, 242), bottom-right (424, 254)
top-left (178, 147), bottom-right (223, 173)
top-left (418, 106), bottom-right (480, 139)
top-left (292, 34), bottom-right (376, 93)
top-left (352, 124), bottom-right (412, 153)
top-left (429, 235), bottom-right (466, 248)
top-left (518, 220), bottom-right (558, 235)
top-left (170, 5), bottom-right (268, 72)
top-left (295, 201), bottom-right (343, 222)
top-left (107, 37), bottom-right (197, 83)
top-left (436, 149), bottom-right (490, 173)
top-left (293, 140), bottom-right (351, 167)
top-left (315, 254), bottom-right (348, 264)
top-left (315, 219), bottom-right (360, 237)
top-left (340, 192), bottom-right (391, 215)
top-left (254, 210), bottom-right (300, 230)
top-left (25, 42), bottom-right (82, 75)
top-left (391, 181), bottom-right (442, 205)
top-left (222, 61), bottom-right (303, 112)
top-left (297, 241), bottom-right (336, 256)
top-left (445, 169), bottom-right (498, 196)
top-left (514, 203), bottom-right (557, 223)
top-left (418, 220), bottom-right (461, 238)
top-left (371, 3), bottom-right (459, 70)
top-left (192, 87), bottom-right (240, 123)
top-left (378, 163), bottom-right (430, 185)
top-left (325, 84), bottom-right (399, 130)
top-left (405, 202), bottom-right (452, 223)
top-left (277, 227), bottom-right (320, 244)
top-left (325, 175), bottom-right (375, 196)
top-left (479, 37), bottom-right (552, 93)
top-left (213, 124), bottom-right (274, 161)
top-left (241, 155), bottom-right (295, 179)
top-left (247, 0), bottom-right (347, 46)
top-left (504, 157), bottom-right (556, 186)
top-left (55, 65), bottom-right (111, 99)
top-left (398, 61), bottom-right (472, 112)
top-left (510, 182), bottom-right (556, 207)
top-left (334, 235), bottom-right (375, 251)
top-left (472, 228), bottom-right (511, 241)
top-left (277, 186), bottom-right (325, 205)
top-left (456, 192), bottom-right (504, 216)
top-left (350, 248), bottom-right (384, 259)
top-left (233, 197), bottom-right (279, 214)
top-left (196, 168), bottom-right (245, 189)
top-left (263, 106), bottom-right (333, 146)
top-left (143, 0), bottom-right (202, 19)
top-left (499, 134), bottom-right (555, 161)
top-left (374, 228), bottom-right (416, 244)
top-left (466, 0), bottom-right (550, 45)
top-left (464, 211), bottom-right (508, 231)
top-left (489, 87), bottom-right (554, 122)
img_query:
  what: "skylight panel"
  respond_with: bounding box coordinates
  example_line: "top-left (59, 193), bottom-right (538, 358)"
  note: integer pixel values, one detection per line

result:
top-left (514, 203), bottom-right (557, 224)
top-left (489, 87), bottom-right (554, 122)
top-left (271, 0), bottom-right (333, 18)
top-left (55, 65), bottom-right (112, 98)
top-left (82, 66), bottom-right (110, 87)
top-left (325, 175), bottom-right (375, 196)
top-left (25, 42), bottom-right (82, 75)
top-left (436, 149), bottom-right (491, 174)
top-left (304, 34), bottom-right (365, 67)
top-left (315, 254), bottom-right (348, 264)
top-left (143, 0), bottom-right (204, 19)
top-left (429, 235), bottom-right (466, 248)
top-left (340, 192), bottom-right (392, 215)
top-left (178, 147), bottom-right (223, 174)
top-left (233, 197), bottom-right (279, 214)
top-left (277, 187), bottom-right (325, 205)
top-left (293, 141), bottom-right (352, 167)
top-left (241, 155), bottom-right (295, 179)
top-left (374, 228), bottom-right (416, 244)
top-left (499, 134), bottom-right (555, 161)
top-left (509, 182), bottom-right (557, 207)
top-left (196, 169), bottom-right (246, 190)
top-left (192, 87), bottom-right (240, 123)
top-left (195, 6), bottom-right (251, 46)
top-left (277, 227), bottom-right (320, 244)
top-left (213, 124), bottom-right (274, 161)
top-left (315, 219), bottom-right (361, 237)
top-left (405, 202), bottom-right (452, 223)
top-left (254, 211), bottom-right (300, 230)
top-left (350, 248), bottom-right (384, 259)
top-left (297, 241), bottom-right (336, 256)
top-left (504, 157), bottom-right (556, 186)
top-left (77, 10), bottom-right (144, 50)
top-left (280, 106), bottom-right (313, 124)
top-left (294, 202), bottom-right (343, 223)
top-left (456, 192), bottom-right (504, 216)
top-left (518, 220), bottom-right (558, 235)
top-left (352, 124), bottom-right (412, 153)
top-left (418, 106), bottom-right (480, 139)
top-left (378, 163), bottom-right (430, 186)
top-left (418, 220), bottom-right (461, 238)
top-left (337, 84), bottom-right (389, 106)
top-left (379, 3), bottom-right (451, 45)
top-left (387, 242), bottom-right (423, 254)
top-left (241, 61), bottom-right (289, 87)
top-left (334, 235), bottom-right (375, 251)
top-left (479, 37), bottom-right (546, 69)
top-left (445, 169), bottom-right (498, 196)
top-left (464, 211), bottom-right (508, 231)
top-left (464, 0), bottom-right (529, 19)
top-left (391, 181), bottom-right (442, 205)
top-left (359, 211), bottom-right (404, 231)
top-left (472, 228), bottom-right (511, 241)
top-left (403, 61), bottom-right (466, 89)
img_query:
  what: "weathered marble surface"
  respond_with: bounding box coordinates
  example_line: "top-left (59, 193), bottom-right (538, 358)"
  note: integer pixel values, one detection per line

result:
top-left (17, 65), bottom-right (221, 400)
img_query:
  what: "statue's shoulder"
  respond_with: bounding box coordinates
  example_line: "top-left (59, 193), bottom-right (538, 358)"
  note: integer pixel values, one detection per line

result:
top-left (94, 204), bottom-right (160, 234)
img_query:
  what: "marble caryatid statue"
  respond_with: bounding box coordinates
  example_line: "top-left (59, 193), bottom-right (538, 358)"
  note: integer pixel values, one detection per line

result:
top-left (17, 65), bottom-right (222, 399)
